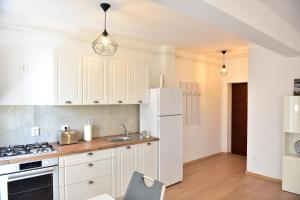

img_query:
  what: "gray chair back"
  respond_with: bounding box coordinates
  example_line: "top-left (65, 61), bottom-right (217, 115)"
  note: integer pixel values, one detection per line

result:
top-left (123, 171), bottom-right (166, 200)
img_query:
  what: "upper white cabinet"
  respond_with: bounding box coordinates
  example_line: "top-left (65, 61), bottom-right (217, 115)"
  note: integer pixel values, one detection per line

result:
top-left (83, 56), bottom-right (108, 104)
top-left (55, 54), bottom-right (83, 105)
top-left (0, 51), bottom-right (149, 105)
top-left (109, 61), bottom-right (149, 104)
top-left (109, 61), bottom-right (131, 104)
top-left (131, 64), bottom-right (149, 104)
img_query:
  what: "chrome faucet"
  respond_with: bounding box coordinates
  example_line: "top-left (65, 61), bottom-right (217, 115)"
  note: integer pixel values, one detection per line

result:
top-left (120, 124), bottom-right (128, 137)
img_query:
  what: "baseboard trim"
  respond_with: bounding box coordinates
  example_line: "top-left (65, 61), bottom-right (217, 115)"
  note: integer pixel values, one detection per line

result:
top-left (183, 152), bottom-right (229, 166)
top-left (245, 171), bottom-right (282, 183)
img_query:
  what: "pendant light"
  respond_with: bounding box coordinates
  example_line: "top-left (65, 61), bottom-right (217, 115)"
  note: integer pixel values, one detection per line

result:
top-left (92, 3), bottom-right (118, 56)
top-left (220, 50), bottom-right (228, 76)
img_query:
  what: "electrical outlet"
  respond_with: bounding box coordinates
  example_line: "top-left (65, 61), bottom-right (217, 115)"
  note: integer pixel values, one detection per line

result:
top-left (62, 125), bottom-right (69, 131)
top-left (31, 127), bottom-right (40, 136)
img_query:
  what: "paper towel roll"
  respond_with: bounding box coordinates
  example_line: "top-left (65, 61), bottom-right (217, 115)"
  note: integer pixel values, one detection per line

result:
top-left (84, 121), bottom-right (92, 141)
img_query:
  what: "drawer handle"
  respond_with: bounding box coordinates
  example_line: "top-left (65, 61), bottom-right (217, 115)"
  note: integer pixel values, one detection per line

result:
top-left (87, 163), bottom-right (94, 167)
top-left (147, 143), bottom-right (151, 146)
top-left (65, 101), bottom-right (72, 104)
top-left (118, 100), bottom-right (123, 104)
top-left (138, 100), bottom-right (143, 103)
top-left (126, 146), bottom-right (131, 149)
top-left (93, 100), bottom-right (99, 104)
top-left (87, 152), bottom-right (93, 156)
top-left (87, 181), bottom-right (94, 185)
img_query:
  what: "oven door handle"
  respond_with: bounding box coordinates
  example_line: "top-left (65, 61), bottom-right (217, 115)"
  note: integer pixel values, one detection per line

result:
top-left (7, 166), bottom-right (57, 182)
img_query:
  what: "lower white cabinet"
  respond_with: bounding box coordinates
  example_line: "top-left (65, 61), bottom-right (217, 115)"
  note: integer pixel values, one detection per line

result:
top-left (59, 149), bottom-right (116, 200)
top-left (65, 175), bottom-right (113, 200)
top-left (116, 145), bottom-right (139, 197)
top-left (138, 141), bottom-right (158, 180)
top-left (59, 141), bottom-right (158, 200)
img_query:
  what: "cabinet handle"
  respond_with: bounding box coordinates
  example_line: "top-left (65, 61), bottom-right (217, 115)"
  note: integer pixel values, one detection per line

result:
top-left (87, 181), bottom-right (94, 185)
top-left (87, 163), bottom-right (94, 167)
top-left (65, 101), bottom-right (72, 104)
top-left (147, 143), bottom-right (151, 146)
top-left (118, 100), bottom-right (123, 104)
top-left (87, 152), bottom-right (93, 156)
top-left (126, 146), bottom-right (131, 149)
top-left (138, 100), bottom-right (143, 104)
top-left (93, 100), bottom-right (99, 104)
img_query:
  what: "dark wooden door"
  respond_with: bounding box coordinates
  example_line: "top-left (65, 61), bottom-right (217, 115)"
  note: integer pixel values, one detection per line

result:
top-left (231, 83), bottom-right (248, 156)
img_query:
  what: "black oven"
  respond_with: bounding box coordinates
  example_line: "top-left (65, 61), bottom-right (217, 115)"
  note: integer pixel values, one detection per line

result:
top-left (8, 173), bottom-right (53, 200)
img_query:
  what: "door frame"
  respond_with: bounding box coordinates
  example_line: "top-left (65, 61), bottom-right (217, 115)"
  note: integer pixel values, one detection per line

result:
top-left (222, 82), bottom-right (248, 153)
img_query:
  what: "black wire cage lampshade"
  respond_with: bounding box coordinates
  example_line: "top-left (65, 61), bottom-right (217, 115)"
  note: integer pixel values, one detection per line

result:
top-left (92, 3), bottom-right (118, 56)
top-left (220, 50), bottom-right (228, 76)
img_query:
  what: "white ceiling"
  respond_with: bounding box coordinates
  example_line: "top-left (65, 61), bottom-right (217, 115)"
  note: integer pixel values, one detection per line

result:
top-left (259, 0), bottom-right (300, 32)
top-left (0, 0), bottom-right (247, 53)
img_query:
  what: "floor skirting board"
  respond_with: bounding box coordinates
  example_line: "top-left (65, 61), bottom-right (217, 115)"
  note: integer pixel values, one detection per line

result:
top-left (183, 152), bottom-right (231, 166)
top-left (245, 171), bottom-right (282, 183)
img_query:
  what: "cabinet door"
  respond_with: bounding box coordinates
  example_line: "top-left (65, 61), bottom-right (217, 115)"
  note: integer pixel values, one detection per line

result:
top-left (109, 61), bottom-right (131, 104)
top-left (138, 141), bottom-right (158, 180)
top-left (131, 64), bottom-right (149, 104)
top-left (65, 175), bottom-right (113, 200)
top-left (116, 145), bottom-right (138, 197)
top-left (56, 54), bottom-right (82, 105)
top-left (83, 56), bottom-right (108, 104)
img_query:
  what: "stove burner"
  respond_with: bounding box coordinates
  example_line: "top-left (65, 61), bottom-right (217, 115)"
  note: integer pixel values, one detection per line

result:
top-left (0, 142), bottom-right (54, 158)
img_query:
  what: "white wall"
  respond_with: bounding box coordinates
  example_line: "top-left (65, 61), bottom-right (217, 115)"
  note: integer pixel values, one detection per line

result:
top-left (174, 51), bottom-right (222, 163)
top-left (247, 44), bottom-right (300, 179)
top-left (221, 55), bottom-right (248, 152)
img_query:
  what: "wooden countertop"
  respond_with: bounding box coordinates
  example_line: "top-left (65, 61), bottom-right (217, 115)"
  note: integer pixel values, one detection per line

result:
top-left (0, 134), bottom-right (158, 165)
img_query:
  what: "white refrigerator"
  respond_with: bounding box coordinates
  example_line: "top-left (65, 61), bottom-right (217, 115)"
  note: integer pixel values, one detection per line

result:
top-left (140, 88), bottom-right (183, 186)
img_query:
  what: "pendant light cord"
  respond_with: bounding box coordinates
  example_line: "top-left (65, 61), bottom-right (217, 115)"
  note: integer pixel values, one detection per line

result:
top-left (104, 11), bottom-right (107, 31)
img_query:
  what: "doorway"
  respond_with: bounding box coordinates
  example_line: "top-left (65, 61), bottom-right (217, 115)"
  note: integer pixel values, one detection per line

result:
top-left (231, 83), bottom-right (248, 156)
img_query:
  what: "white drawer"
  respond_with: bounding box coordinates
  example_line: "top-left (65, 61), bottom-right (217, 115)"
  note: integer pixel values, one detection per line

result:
top-left (65, 175), bottom-right (113, 200)
top-left (65, 158), bottom-right (114, 185)
top-left (63, 148), bottom-right (116, 166)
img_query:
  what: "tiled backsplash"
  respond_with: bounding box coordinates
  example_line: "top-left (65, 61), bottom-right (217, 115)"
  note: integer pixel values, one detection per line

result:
top-left (0, 105), bottom-right (139, 146)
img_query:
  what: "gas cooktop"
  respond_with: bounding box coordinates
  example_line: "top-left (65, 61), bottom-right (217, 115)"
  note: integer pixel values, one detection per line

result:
top-left (0, 142), bottom-right (55, 158)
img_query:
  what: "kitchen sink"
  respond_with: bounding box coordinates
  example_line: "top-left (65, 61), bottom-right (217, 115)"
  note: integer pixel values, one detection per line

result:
top-left (107, 134), bottom-right (142, 142)
top-left (108, 136), bottom-right (132, 142)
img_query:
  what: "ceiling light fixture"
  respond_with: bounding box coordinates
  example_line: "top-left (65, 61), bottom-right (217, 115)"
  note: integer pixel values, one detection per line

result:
top-left (220, 50), bottom-right (228, 76)
top-left (92, 3), bottom-right (118, 56)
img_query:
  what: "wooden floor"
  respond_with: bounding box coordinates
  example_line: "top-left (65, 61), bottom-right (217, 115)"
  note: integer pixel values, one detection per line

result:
top-left (165, 154), bottom-right (300, 200)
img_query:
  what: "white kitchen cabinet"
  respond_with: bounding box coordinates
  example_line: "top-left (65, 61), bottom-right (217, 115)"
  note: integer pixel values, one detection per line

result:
top-left (55, 54), bottom-right (83, 105)
top-left (138, 141), bottom-right (158, 180)
top-left (59, 142), bottom-right (158, 199)
top-left (109, 60), bottom-right (131, 104)
top-left (131, 64), bottom-right (149, 104)
top-left (116, 144), bottom-right (139, 197)
top-left (83, 56), bottom-right (108, 105)
top-left (59, 149), bottom-right (116, 200)
top-left (65, 175), bottom-right (113, 200)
